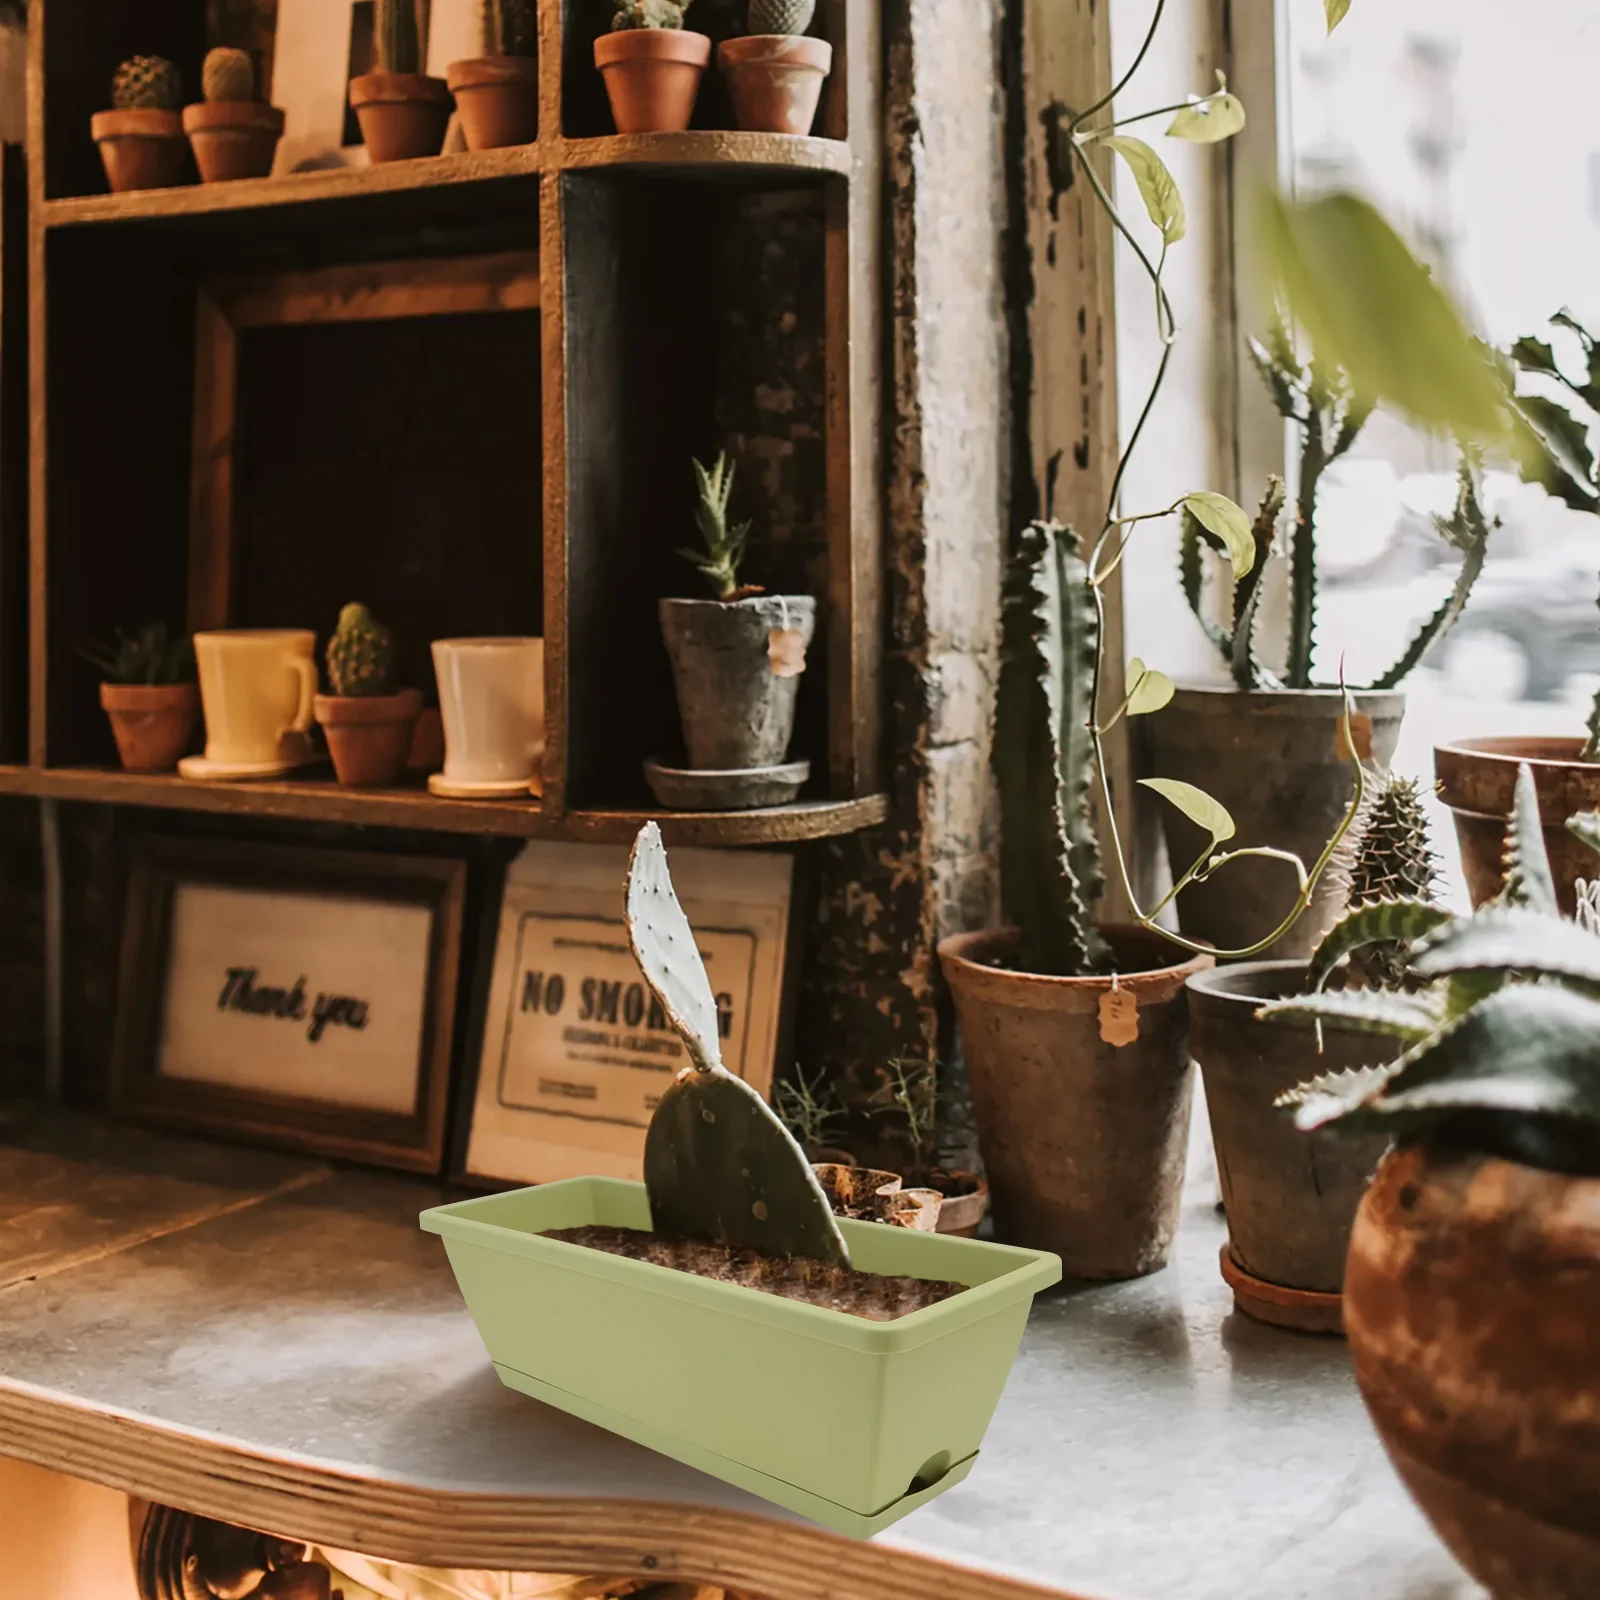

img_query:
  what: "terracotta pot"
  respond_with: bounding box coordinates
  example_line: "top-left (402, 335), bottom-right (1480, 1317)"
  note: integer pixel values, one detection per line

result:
top-left (1435, 736), bottom-right (1600, 916)
top-left (938, 927), bottom-right (1212, 1278)
top-left (594, 29), bottom-right (711, 134)
top-left (1346, 1141), bottom-right (1600, 1598)
top-left (314, 689), bottom-right (423, 787)
top-left (407, 706), bottom-right (445, 772)
top-left (1188, 961), bottom-right (1392, 1308)
top-left (90, 109), bottom-right (189, 193)
top-left (717, 35), bottom-right (832, 135)
top-left (349, 72), bottom-right (453, 163)
top-left (447, 56), bottom-right (539, 149)
top-left (1142, 686), bottom-right (1405, 959)
top-left (181, 101), bottom-right (285, 182)
top-left (100, 682), bottom-right (200, 772)
top-left (925, 1169), bottom-right (989, 1238)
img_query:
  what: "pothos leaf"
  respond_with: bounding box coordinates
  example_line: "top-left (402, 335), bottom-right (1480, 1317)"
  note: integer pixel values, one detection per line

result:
top-left (1125, 658), bottom-right (1176, 716)
top-left (1306, 898), bottom-right (1457, 991)
top-left (1139, 778), bottom-right (1236, 843)
top-left (1325, 0), bottom-right (1352, 32)
top-left (1102, 135), bottom-right (1187, 244)
top-left (1182, 492), bottom-right (1255, 579)
top-left (1167, 92), bottom-right (1246, 145)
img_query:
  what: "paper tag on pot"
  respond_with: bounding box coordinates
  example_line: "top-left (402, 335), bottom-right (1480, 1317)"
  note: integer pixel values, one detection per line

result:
top-left (1099, 986), bottom-right (1139, 1048)
top-left (1336, 711), bottom-right (1373, 763)
top-left (769, 628), bottom-right (807, 678)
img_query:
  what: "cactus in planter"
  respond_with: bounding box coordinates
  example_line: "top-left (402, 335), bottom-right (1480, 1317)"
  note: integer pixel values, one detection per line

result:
top-left (612, 0), bottom-right (688, 27)
top-left (202, 47), bottom-right (255, 103)
top-left (627, 823), bottom-right (850, 1266)
top-left (112, 55), bottom-right (182, 112)
top-left (482, 0), bottom-right (538, 55)
top-left (748, 0), bottom-right (815, 32)
top-left (377, 0), bottom-right (423, 74)
top-left (678, 453), bottom-right (752, 601)
top-left (80, 623), bottom-right (193, 685)
top-left (326, 603), bottom-right (398, 697)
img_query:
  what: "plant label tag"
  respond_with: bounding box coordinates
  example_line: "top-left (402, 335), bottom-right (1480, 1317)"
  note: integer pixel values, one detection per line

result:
top-left (1336, 711), bottom-right (1373, 763)
top-left (1098, 987), bottom-right (1139, 1047)
top-left (768, 628), bottom-right (807, 678)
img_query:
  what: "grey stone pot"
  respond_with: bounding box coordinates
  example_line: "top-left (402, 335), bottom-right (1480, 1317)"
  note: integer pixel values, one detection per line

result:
top-left (659, 595), bottom-right (815, 771)
top-left (1187, 960), bottom-right (1392, 1295)
top-left (1142, 686), bottom-right (1405, 960)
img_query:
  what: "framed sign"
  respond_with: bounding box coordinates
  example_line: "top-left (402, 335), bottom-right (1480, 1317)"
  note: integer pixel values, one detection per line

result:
top-left (111, 836), bottom-right (467, 1172)
top-left (462, 840), bottom-right (796, 1186)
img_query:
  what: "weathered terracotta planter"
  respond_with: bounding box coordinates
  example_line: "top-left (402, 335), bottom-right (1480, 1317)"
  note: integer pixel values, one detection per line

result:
top-left (447, 56), bottom-right (539, 149)
top-left (717, 35), bottom-right (831, 135)
top-left (1143, 686), bottom-right (1405, 959)
top-left (1188, 961), bottom-right (1393, 1324)
top-left (1436, 736), bottom-right (1600, 916)
top-left (1347, 1142), bottom-right (1600, 1598)
top-left (594, 29), bottom-right (711, 134)
top-left (315, 689), bottom-right (423, 787)
top-left (349, 72), bottom-right (453, 163)
top-left (659, 594), bottom-right (814, 771)
top-left (100, 682), bottom-right (200, 772)
top-left (181, 100), bottom-right (284, 181)
top-left (938, 927), bottom-right (1211, 1278)
top-left (90, 109), bottom-right (188, 192)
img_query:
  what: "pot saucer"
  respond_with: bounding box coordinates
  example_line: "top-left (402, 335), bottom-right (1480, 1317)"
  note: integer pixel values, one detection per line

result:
top-left (428, 772), bottom-right (536, 799)
top-left (177, 753), bottom-right (320, 783)
top-left (1220, 1244), bottom-right (1344, 1336)
top-left (643, 755), bottom-right (809, 811)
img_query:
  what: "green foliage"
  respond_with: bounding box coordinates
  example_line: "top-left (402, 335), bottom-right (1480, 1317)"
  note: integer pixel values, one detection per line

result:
top-left (1497, 762), bottom-right (1558, 913)
top-left (1305, 897), bottom-right (1454, 992)
top-left (772, 1063), bottom-right (844, 1158)
top-left (326, 603), bottom-right (398, 697)
top-left (748, 0), bottom-right (815, 34)
top-left (80, 623), bottom-right (193, 686)
top-left (678, 453), bottom-right (752, 601)
top-left (112, 56), bottom-right (182, 112)
top-left (612, 0), bottom-right (688, 28)
top-left (1333, 770), bottom-right (1441, 988)
top-left (483, 0), bottom-right (538, 55)
top-left (872, 1056), bottom-right (939, 1176)
top-left (1325, 0), bottom-right (1352, 30)
top-left (627, 824), bottom-right (849, 1264)
top-left (202, 48), bottom-right (255, 103)
top-left (1165, 74), bottom-right (1246, 143)
top-left (1102, 137), bottom-right (1185, 245)
top-left (995, 522), bottom-right (1112, 977)
top-left (376, 0), bottom-right (422, 74)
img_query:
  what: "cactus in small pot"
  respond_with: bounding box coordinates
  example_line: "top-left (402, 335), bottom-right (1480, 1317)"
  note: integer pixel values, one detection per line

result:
top-left (313, 604), bottom-right (422, 788)
top-left (94, 57), bottom-right (189, 193)
top-left (748, 0), bottom-right (815, 33)
top-left (596, 0), bottom-right (710, 135)
top-left (448, 0), bottom-right (539, 149)
top-left (81, 623), bottom-right (199, 773)
top-left (184, 46), bottom-right (285, 182)
top-left (351, 0), bottom-right (453, 162)
top-left (202, 47), bottom-right (255, 104)
top-left (114, 56), bottom-right (183, 111)
top-left (721, 0), bottom-right (831, 134)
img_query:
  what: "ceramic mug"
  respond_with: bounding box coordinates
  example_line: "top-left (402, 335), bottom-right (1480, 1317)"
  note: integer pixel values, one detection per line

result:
top-left (432, 637), bottom-right (546, 784)
top-left (193, 629), bottom-right (318, 767)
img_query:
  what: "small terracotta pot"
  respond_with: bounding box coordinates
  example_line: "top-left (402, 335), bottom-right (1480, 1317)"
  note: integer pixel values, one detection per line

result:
top-left (349, 72), bottom-right (453, 163)
top-left (100, 682), bottom-right (200, 772)
top-left (717, 35), bottom-right (832, 135)
top-left (1436, 736), bottom-right (1600, 917)
top-left (924, 1169), bottom-right (989, 1239)
top-left (181, 101), bottom-right (285, 182)
top-left (315, 689), bottom-right (423, 787)
top-left (938, 927), bottom-right (1212, 1278)
top-left (407, 706), bottom-right (446, 772)
top-left (594, 29), bottom-right (711, 135)
top-left (1347, 1141), bottom-right (1600, 1597)
top-left (447, 56), bottom-right (539, 149)
top-left (90, 109), bottom-right (189, 193)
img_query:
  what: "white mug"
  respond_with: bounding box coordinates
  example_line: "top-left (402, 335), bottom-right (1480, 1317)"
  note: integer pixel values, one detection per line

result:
top-left (432, 637), bottom-right (545, 784)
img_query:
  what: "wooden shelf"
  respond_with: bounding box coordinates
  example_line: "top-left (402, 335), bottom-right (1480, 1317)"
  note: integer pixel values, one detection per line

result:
top-left (0, 765), bottom-right (888, 844)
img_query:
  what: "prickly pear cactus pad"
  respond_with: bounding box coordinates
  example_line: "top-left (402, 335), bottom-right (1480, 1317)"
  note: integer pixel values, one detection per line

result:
top-left (627, 823), bottom-right (850, 1267)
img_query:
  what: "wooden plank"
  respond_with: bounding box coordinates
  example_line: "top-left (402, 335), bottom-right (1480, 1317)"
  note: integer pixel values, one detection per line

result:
top-left (539, 173), bottom-right (569, 817)
top-left (186, 287), bottom-right (237, 633)
top-left (25, 0), bottom-right (46, 765)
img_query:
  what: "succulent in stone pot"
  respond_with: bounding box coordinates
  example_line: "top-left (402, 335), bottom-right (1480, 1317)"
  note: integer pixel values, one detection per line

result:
top-left (92, 55), bottom-right (190, 193)
top-left (182, 46), bottom-right (285, 182)
top-left (313, 603), bottom-right (422, 787)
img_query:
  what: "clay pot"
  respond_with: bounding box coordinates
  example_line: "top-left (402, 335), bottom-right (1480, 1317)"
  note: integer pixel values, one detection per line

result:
top-left (100, 682), bottom-right (200, 772)
top-left (659, 595), bottom-right (814, 772)
top-left (1142, 686), bottom-right (1405, 958)
top-left (181, 101), bottom-right (285, 182)
top-left (90, 109), bottom-right (189, 193)
top-left (938, 927), bottom-right (1211, 1278)
top-left (717, 35), bottom-right (832, 135)
top-left (811, 1164), bottom-right (942, 1231)
top-left (594, 29), bottom-right (711, 134)
top-left (447, 56), bottom-right (539, 149)
top-left (1346, 1141), bottom-right (1600, 1598)
top-left (1188, 961), bottom-right (1393, 1318)
top-left (1436, 736), bottom-right (1600, 916)
top-left (349, 72), bottom-right (453, 163)
top-left (314, 689), bottom-right (423, 787)
top-left (923, 1169), bottom-right (989, 1238)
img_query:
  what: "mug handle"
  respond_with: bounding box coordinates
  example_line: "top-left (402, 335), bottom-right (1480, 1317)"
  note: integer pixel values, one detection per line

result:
top-left (284, 655), bottom-right (318, 738)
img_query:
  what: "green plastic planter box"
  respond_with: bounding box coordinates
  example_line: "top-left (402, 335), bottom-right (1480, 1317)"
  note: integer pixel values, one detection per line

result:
top-left (420, 1177), bottom-right (1060, 1537)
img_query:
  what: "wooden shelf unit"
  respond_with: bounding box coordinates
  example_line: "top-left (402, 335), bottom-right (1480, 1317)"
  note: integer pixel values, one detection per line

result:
top-left (18, 0), bottom-right (884, 848)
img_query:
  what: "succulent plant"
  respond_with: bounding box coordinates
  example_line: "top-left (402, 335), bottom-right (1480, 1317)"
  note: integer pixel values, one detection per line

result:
top-left (748, 0), bottom-right (815, 33)
top-left (376, 0), bottom-right (423, 75)
top-left (326, 603), bottom-right (398, 697)
top-left (995, 520), bottom-right (1112, 977)
top-left (678, 452), bottom-right (752, 601)
top-left (79, 623), bottom-right (193, 686)
top-left (627, 823), bottom-right (849, 1266)
top-left (112, 56), bottom-right (183, 113)
top-left (202, 47), bottom-right (255, 103)
top-left (482, 0), bottom-right (537, 56)
top-left (612, 0), bottom-right (689, 28)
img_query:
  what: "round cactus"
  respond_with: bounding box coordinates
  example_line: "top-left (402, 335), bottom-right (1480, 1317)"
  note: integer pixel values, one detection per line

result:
top-left (748, 0), bottom-right (815, 34)
top-left (326, 603), bottom-right (398, 698)
top-left (112, 56), bottom-right (183, 113)
top-left (202, 47), bottom-right (255, 104)
top-left (612, 0), bottom-right (688, 29)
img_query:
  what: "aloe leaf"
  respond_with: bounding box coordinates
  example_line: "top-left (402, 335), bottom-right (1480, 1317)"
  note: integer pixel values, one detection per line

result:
top-left (1276, 1064), bottom-right (1397, 1129)
top-left (1569, 810), bottom-right (1600, 859)
top-left (1411, 906), bottom-right (1600, 990)
top-left (1257, 988), bottom-right (1443, 1043)
top-left (1306, 898), bottom-right (1456, 990)
top-left (1499, 763), bottom-right (1558, 914)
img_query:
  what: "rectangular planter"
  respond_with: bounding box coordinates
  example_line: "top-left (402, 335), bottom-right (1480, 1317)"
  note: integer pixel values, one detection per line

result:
top-left (420, 1176), bottom-right (1060, 1537)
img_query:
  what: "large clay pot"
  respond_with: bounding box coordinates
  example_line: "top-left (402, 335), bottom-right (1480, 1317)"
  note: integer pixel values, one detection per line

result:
top-left (1143, 686), bottom-right (1405, 959)
top-left (1347, 1141), bottom-right (1600, 1598)
top-left (717, 35), bottom-right (831, 135)
top-left (1188, 961), bottom-right (1393, 1325)
top-left (100, 682), bottom-right (200, 772)
top-left (594, 29), bottom-right (711, 134)
top-left (447, 56), bottom-right (539, 149)
top-left (182, 100), bottom-right (284, 181)
top-left (938, 927), bottom-right (1211, 1279)
top-left (349, 72), bottom-right (453, 162)
top-left (315, 689), bottom-right (423, 787)
top-left (90, 109), bottom-right (189, 192)
top-left (1435, 736), bottom-right (1600, 916)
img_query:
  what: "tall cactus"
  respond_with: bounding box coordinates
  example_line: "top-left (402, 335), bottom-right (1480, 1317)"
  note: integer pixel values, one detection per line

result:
top-left (376, 0), bottom-right (422, 74)
top-left (995, 521), bottom-right (1112, 977)
top-left (627, 824), bottom-right (849, 1266)
top-left (1335, 770), bottom-right (1440, 990)
top-left (482, 0), bottom-right (537, 55)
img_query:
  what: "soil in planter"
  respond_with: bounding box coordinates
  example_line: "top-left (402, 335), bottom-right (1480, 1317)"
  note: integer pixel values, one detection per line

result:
top-left (543, 1225), bottom-right (963, 1320)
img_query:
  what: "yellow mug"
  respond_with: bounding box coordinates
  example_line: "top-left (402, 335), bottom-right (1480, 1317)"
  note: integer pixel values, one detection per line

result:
top-left (193, 629), bottom-right (318, 768)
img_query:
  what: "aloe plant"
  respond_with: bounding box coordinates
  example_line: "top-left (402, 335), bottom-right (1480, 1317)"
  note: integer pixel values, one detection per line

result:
top-left (678, 453), bottom-right (752, 601)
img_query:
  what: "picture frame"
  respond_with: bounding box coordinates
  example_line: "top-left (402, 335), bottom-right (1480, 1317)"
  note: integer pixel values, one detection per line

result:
top-left (111, 835), bottom-right (468, 1172)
